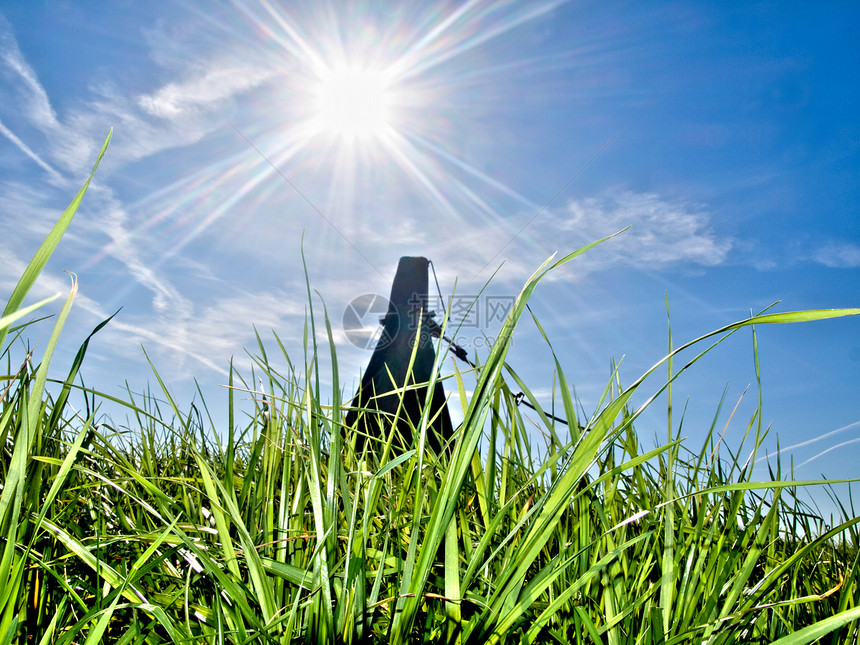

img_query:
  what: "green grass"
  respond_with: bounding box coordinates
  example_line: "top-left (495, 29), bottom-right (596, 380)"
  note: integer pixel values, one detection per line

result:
top-left (1, 133), bottom-right (859, 644)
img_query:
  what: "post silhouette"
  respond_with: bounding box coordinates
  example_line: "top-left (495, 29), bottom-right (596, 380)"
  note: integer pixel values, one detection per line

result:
top-left (345, 257), bottom-right (453, 456)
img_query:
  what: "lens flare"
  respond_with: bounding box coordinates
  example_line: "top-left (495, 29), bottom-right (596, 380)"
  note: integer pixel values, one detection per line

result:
top-left (92, 0), bottom-right (571, 295)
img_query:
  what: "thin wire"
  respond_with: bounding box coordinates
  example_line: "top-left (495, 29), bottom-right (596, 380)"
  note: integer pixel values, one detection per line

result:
top-left (429, 260), bottom-right (575, 428)
top-left (429, 260), bottom-right (446, 315)
top-left (428, 260), bottom-right (475, 367)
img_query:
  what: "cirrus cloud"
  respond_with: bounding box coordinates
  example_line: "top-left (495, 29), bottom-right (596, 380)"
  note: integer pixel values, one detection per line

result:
top-left (812, 242), bottom-right (860, 268)
top-left (556, 190), bottom-right (731, 268)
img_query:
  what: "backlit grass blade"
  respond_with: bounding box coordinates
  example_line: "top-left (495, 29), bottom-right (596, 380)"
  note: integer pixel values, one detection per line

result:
top-left (0, 129), bottom-right (111, 349)
top-left (0, 295), bottom-right (60, 335)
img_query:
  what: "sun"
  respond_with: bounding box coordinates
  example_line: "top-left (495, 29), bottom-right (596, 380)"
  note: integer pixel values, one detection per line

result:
top-left (311, 64), bottom-right (394, 142)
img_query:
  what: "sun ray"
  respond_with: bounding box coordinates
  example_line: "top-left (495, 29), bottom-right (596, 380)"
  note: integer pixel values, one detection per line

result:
top-left (81, 0), bottom-right (581, 296)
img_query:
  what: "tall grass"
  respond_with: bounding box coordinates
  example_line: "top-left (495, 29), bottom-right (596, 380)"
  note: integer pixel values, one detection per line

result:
top-left (1, 134), bottom-right (859, 644)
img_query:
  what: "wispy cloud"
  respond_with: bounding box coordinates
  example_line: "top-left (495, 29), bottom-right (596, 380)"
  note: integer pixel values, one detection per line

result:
top-left (97, 288), bottom-right (308, 377)
top-left (137, 65), bottom-right (277, 119)
top-left (2, 228), bottom-right (307, 379)
top-left (49, 63), bottom-right (279, 172)
top-left (797, 436), bottom-right (860, 469)
top-left (812, 242), bottom-right (860, 268)
top-left (0, 14), bottom-right (60, 133)
top-left (2, 9), bottom-right (281, 173)
top-left (768, 420), bottom-right (860, 461)
top-left (84, 186), bottom-right (194, 317)
top-left (0, 180), bottom-right (71, 242)
top-left (0, 15), bottom-right (65, 185)
top-left (748, 420), bottom-right (860, 478)
top-left (2, 230), bottom-right (307, 380)
top-left (553, 190), bottom-right (731, 270)
top-left (0, 118), bottom-right (64, 183)
top-left (464, 189), bottom-right (733, 284)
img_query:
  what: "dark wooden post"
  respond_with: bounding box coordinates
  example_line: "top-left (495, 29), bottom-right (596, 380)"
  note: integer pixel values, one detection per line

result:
top-left (345, 257), bottom-right (453, 456)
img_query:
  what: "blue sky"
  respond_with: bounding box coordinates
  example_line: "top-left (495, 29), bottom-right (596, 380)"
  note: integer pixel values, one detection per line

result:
top-left (1, 1), bottom-right (858, 508)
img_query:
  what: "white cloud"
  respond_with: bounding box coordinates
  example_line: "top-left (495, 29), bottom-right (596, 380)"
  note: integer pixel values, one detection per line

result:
top-left (812, 242), bottom-right (860, 268)
top-left (0, 174), bottom-right (266, 379)
top-left (770, 420), bottom-right (860, 460)
top-left (2, 230), bottom-right (306, 379)
top-left (554, 191), bottom-right (731, 270)
top-left (137, 65), bottom-right (278, 119)
top-left (755, 419), bottom-right (860, 472)
top-left (0, 118), bottom-right (64, 183)
top-left (457, 190), bottom-right (733, 285)
top-left (70, 185), bottom-right (193, 319)
top-left (0, 179), bottom-right (70, 242)
top-left (0, 14), bottom-right (60, 133)
top-left (798, 436), bottom-right (860, 468)
top-left (0, 15), bottom-right (66, 185)
top-left (1, 9), bottom-right (282, 173)
top-left (48, 64), bottom-right (276, 172)
top-left (98, 288), bottom-right (308, 377)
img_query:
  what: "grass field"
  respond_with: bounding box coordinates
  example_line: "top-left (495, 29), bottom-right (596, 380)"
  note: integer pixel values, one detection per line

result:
top-left (2, 134), bottom-right (859, 644)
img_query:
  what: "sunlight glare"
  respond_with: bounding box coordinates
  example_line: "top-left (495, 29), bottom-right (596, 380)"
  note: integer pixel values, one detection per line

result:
top-left (312, 65), bottom-right (393, 141)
